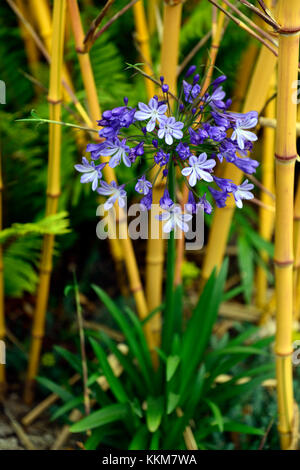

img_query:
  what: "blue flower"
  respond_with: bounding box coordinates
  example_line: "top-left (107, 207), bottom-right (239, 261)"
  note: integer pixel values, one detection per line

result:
top-left (134, 97), bottom-right (167, 131)
top-left (181, 153), bottom-right (216, 186)
top-left (207, 86), bottom-right (226, 109)
top-left (74, 158), bottom-right (106, 191)
top-left (154, 149), bottom-right (170, 167)
top-left (86, 142), bottom-right (108, 160)
top-left (100, 138), bottom-right (131, 168)
top-left (232, 156), bottom-right (259, 174)
top-left (208, 125), bottom-right (227, 142)
top-left (140, 190), bottom-right (153, 211)
top-left (158, 116), bottom-right (184, 145)
top-left (157, 204), bottom-right (192, 233)
top-left (160, 188), bottom-right (174, 210)
top-left (176, 142), bottom-right (191, 160)
top-left (135, 175), bottom-right (152, 195)
top-left (213, 176), bottom-right (237, 193)
top-left (231, 111), bottom-right (258, 150)
top-left (97, 181), bottom-right (127, 210)
top-left (233, 180), bottom-right (254, 208)
top-left (182, 80), bottom-right (201, 103)
top-left (209, 187), bottom-right (229, 208)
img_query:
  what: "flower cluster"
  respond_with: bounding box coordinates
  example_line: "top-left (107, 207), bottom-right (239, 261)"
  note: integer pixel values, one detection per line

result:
top-left (75, 66), bottom-right (259, 232)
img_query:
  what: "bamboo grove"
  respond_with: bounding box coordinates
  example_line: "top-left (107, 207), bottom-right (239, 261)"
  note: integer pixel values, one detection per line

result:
top-left (1, 0), bottom-right (300, 451)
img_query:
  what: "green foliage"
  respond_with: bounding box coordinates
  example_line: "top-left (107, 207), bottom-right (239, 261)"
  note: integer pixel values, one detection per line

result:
top-left (2, 212), bottom-right (70, 298)
top-left (41, 261), bottom-right (274, 450)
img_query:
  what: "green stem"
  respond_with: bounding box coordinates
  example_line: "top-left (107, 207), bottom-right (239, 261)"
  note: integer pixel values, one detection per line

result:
top-left (162, 159), bottom-right (176, 353)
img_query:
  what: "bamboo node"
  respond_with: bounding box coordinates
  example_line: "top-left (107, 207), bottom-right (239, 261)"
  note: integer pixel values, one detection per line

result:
top-left (275, 350), bottom-right (293, 357)
top-left (47, 97), bottom-right (63, 105)
top-left (275, 153), bottom-right (297, 163)
top-left (274, 259), bottom-right (294, 267)
top-left (46, 191), bottom-right (61, 198)
top-left (131, 285), bottom-right (143, 294)
top-left (277, 27), bottom-right (300, 37)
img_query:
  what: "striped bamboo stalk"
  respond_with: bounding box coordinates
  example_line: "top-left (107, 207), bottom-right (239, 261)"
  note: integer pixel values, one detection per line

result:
top-left (24, 0), bottom-right (66, 404)
top-left (0, 151), bottom-right (5, 398)
top-left (145, 0), bottom-right (183, 349)
top-left (133, 0), bottom-right (156, 99)
top-left (200, 43), bottom-right (277, 287)
top-left (274, 0), bottom-right (300, 448)
top-left (256, 75), bottom-right (276, 309)
top-left (67, 0), bottom-right (155, 356)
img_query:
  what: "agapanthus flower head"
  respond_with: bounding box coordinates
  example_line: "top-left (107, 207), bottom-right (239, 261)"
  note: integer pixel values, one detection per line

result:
top-left (75, 68), bottom-right (260, 232)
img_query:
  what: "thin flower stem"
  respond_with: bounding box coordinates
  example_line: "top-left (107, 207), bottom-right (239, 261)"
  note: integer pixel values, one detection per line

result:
top-left (162, 160), bottom-right (176, 353)
top-left (247, 174), bottom-right (275, 201)
top-left (16, 117), bottom-right (98, 134)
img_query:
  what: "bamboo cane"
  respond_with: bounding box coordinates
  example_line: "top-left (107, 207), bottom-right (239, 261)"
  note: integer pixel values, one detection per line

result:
top-left (0, 151), bottom-right (5, 398)
top-left (256, 75), bottom-right (276, 310)
top-left (274, 0), bottom-right (300, 449)
top-left (200, 43), bottom-right (277, 287)
top-left (147, 0), bottom-right (159, 36)
top-left (28, 0), bottom-right (73, 100)
top-left (145, 0), bottom-right (183, 349)
top-left (67, 0), bottom-right (124, 275)
top-left (293, 181), bottom-right (300, 319)
top-left (24, 0), bottom-right (66, 404)
top-left (133, 1), bottom-right (156, 99)
top-left (67, 0), bottom-right (155, 356)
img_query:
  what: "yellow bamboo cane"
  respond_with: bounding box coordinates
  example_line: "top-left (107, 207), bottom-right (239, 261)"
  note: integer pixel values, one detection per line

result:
top-left (67, 0), bottom-right (124, 274)
top-left (133, 0), bottom-right (156, 99)
top-left (256, 75), bottom-right (276, 310)
top-left (147, 0), bottom-right (159, 36)
top-left (0, 151), bottom-right (5, 398)
top-left (28, 0), bottom-right (73, 100)
top-left (200, 44), bottom-right (278, 287)
top-left (24, 0), bottom-right (66, 404)
top-left (274, 0), bottom-right (300, 449)
top-left (145, 0), bottom-right (183, 349)
top-left (67, 0), bottom-right (155, 357)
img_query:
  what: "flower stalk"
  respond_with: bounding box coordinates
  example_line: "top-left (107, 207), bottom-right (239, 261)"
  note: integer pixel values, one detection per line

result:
top-left (145, 0), bottom-right (183, 350)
